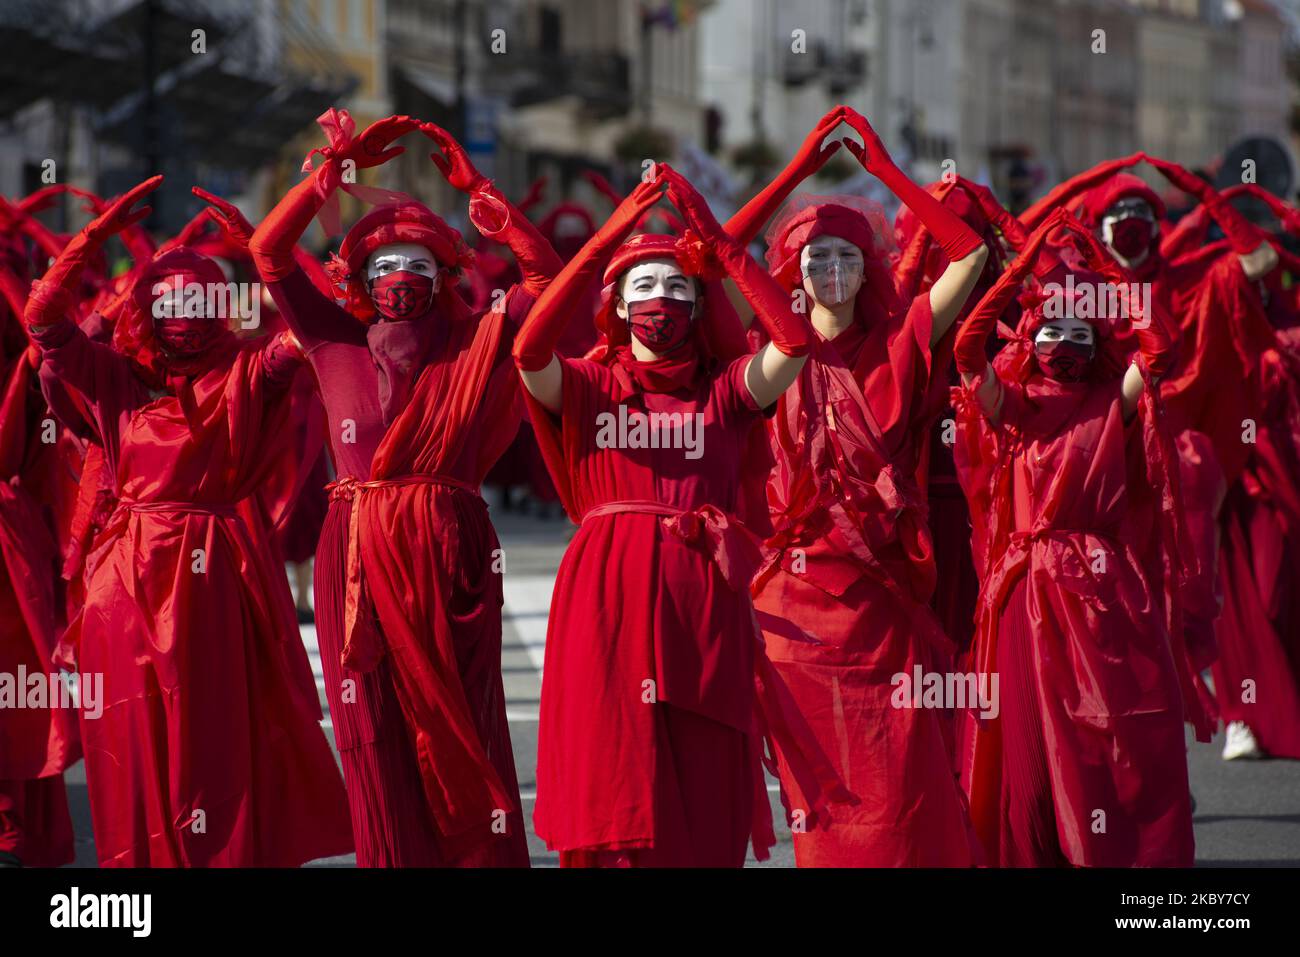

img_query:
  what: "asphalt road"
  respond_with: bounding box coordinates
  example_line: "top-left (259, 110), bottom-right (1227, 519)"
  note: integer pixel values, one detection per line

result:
top-left (56, 506), bottom-right (1300, 868)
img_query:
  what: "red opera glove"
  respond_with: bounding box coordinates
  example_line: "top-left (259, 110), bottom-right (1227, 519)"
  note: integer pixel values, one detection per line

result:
top-left (840, 107), bottom-right (983, 264)
top-left (724, 106), bottom-right (846, 245)
top-left (422, 122), bottom-right (561, 294)
top-left (517, 176), bottom-right (548, 216)
top-left (24, 175), bottom-right (160, 329)
top-left (68, 184), bottom-right (156, 265)
top-left (251, 112), bottom-right (417, 281)
top-left (1224, 183), bottom-right (1300, 237)
top-left (1018, 152), bottom-right (1144, 229)
top-left (664, 165), bottom-right (811, 357)
top-left (581, 170), bottom-right (623, 208)
top-left (513, 175), bottom-right (667, 371)
top-left (193, 187), bottom-right (256, 249)
top-left (0, 194), bottom-right (68, 264)
top-left (953, 208), bottom-right (1068, 376)
top-left (955, 176), bottom-right (1027, 250)
top-left (1144, 154), bottom-right (1261, 257)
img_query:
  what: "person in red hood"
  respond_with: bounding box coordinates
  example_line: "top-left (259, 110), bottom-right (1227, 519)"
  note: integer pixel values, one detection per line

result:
top-left (22, 176), bottom-right (353, 867)
top-left (513, 164), bottom-right (815, 867)
top-left (713, 106), bottom-right (992, 865)
top-left (1022, 154), bottom-right (1286, 761)
top-left (952, 209), bottom-right (1198, 866)
top-left (250, 111), bottom-right (562, 867)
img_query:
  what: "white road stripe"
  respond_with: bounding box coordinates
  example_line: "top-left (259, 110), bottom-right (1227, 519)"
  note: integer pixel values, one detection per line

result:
top-left (501, 573), bottom-right (554, 675)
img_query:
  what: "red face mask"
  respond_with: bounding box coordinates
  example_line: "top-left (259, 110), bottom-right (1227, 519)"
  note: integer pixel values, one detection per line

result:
top-left (1107, 217), bottom-right (1153, 259)
top-left (1034, 338), bottom-right (1094, 382)
top-left (153, 316), bottom-right (227, 358)
top-left (627, 296), bottom-right (695, 353)
top-left (368, 270), bottom-right (436, 321)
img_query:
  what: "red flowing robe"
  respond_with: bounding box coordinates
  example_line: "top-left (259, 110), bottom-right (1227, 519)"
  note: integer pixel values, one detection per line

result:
top-left (750, 294), bottom-right (977, 866)
top-left (265, 267), bottom-right (531, 867)
top-left (525, 355), bottom-right (772, 866)
top-left (953, 374), bottom-right (1194, 867)
top-left (1154, 248), bottom-right (1300, 754)
top-left (29, 317), bottom-right (353, 867)
top-left (0, 355), bottom-right (78, 866)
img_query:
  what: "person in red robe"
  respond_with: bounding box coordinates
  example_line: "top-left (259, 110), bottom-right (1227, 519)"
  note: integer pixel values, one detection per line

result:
top-left (0, 273), bottom-right (78, 868)
top-left (250, 110), bottom-right (562, 867)
top-left (951, 208), bottom-right (1196, 866)
top-left (1022, 155), bottom-right (1282, 757)
top-left (22, 176), bottom-right (353, 867)
top-left (711, 106), bottom-right (990, 865)
top-left (513, 164), bottom-right (816, 867)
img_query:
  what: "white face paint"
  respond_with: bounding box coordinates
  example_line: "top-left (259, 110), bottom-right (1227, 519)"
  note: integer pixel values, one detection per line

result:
top-left (1034, 316), bottom-right (1096, 346)
top-left (614, 258), bottom-right (698, 320)
top-left (366, 242), bottom-right (442, 291)
top-left (800, 235), bottom-right (865, 308)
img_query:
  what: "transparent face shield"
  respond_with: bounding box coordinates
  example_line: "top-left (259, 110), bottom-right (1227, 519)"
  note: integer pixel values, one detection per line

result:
top-left (801, 244), bottom-right (865, 307)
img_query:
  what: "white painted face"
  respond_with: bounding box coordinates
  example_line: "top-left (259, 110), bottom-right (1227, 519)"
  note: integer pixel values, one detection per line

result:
top-left (366, 242), bottom-right (442, 291)
top-left (553, 213), bottom-right (590, 239)
top-left (614, 258), bottom-right (698, 319)
top-left (800, 235), bottom-right (865, 307)
top-left (1035, 316), bottom-right (1096, 346)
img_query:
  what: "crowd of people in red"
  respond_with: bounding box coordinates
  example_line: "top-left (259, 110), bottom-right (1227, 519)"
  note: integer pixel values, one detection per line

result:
top-left (1, 103), bottom-right (1297, 868)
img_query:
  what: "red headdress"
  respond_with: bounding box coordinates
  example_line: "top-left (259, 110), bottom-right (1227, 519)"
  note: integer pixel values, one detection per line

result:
top-left (113, 247), bottom-right (234, 383)
top-left (764, 194), bottom-right (900, 326)
top-left (326, 201), bottom-right (476, 324)
top-left (588, 232), bottom-right (749, 368)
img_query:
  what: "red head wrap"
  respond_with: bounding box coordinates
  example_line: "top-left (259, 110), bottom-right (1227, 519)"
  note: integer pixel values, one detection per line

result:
top-left (327, 201), bottom-right (476, 323)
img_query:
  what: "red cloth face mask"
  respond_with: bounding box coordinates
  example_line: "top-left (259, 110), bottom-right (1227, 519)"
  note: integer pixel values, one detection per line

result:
top-left (626, 296), bottom-right (695, 353)
top-left (153, 316), bottom-right (227, 358)
top-left (368, 270), bottom-right (436, 321)
top-left (1034, 338), bottom-right (1094, 382)
top-left (1106, 217), bottom-right (1153, 259)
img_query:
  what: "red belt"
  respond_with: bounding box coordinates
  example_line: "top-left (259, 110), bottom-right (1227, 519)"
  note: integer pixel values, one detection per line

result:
top-left (326, 474), bottom-right (480, 656)
top-left (580, 499), bottom-right (759, 593)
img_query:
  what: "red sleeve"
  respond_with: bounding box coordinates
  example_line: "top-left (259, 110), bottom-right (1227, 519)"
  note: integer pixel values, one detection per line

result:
top-left (263, 264), bottom-right (366, 352)
top-left (714, 353), bottom-right (769, 423)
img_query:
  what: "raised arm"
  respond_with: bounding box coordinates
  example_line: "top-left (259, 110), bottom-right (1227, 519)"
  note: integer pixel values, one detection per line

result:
top-left (955, 209), bottom-right (1070, 422)
top-left (1018, 153), bottom-right (1144, 230)
top-left (250, 112), bottom-right (419, 345)
top-left (23, 176), bottom-right (160, 400)
top-left (840, 107), bottom-right (988, 343)
top-left (420, 121), bottom-right (562, 307)
top-left (722, 107), bottom-right (846, 246)
top-left (513, 175), bottom-right (667, 412)
top-left (663, 166), bottom-right (812, 409)
top-left (1144, 154), bottom-right (1277, 282)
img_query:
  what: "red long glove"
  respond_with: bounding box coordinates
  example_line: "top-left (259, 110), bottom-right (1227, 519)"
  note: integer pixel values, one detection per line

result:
top-left (421, 121), bottom-right (561, 294)
top-left (723, 106), bottom-right (846, 245)
top-left (955, 176), bottom-right (1027, 250)
top-left (840, 107), bottom-right (982, 264)
top-left (24, 175), bottom-right (161, 329)
top-left (250, 113), bottom-right (419, 281)
top-left (1018, 153), bottom-right (1144, 229)
top-left (68, 185), bottom-right (156, 266)
top-left (517, 176), bottom-right (547, 216)
top-left (193, 187), bottom-right (256, 249)
top-left (513, 175), bottom-right (667, 371)
top-left (0, 194), bottom-right (67, 264)
top-left (1223, 183), bottom-right (1300, 236)
top-left (953, 208), bottom-right (1068, 377)
top-left (1144, 154), bottom-right (1261, 257)
top-left (664, 165), bottom-right (811, 358)
top-left (581, 170), bottom-right (623, 209)
top-left (1056, 213), bottom-right (1176, 377)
